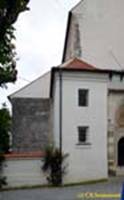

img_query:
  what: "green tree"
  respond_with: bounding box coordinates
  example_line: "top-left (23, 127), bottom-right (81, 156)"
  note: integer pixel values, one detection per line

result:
top-left (0, 0), bottom-right (30, 87)
top-left (0, 0), bottom-right (30, 188)
top-left (0, 104), bottom-right (11, 188)
top-left (0, 104), bottom-right (11, 153)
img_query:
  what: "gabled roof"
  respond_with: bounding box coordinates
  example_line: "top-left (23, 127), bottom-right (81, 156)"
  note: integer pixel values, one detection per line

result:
top-left (9, 71), bottom-right (50, 100)
top-left (60, 57), bottom-right (124, 73)
top-left (61, 57), bottom-right (97, 70)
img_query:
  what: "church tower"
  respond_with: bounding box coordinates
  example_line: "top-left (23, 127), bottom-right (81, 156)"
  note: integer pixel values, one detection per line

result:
top-left (63, 0), bottom-right (124, 70)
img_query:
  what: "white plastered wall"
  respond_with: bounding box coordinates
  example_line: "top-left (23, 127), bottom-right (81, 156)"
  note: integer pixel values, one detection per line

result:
top-left (3, 158), bottom-right (47, 188)
top-left (53, 71), bottom-right (108, 183)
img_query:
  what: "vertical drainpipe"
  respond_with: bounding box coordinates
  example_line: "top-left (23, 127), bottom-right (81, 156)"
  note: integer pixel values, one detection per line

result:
top-left (59, 67), bottom-right (62, 184)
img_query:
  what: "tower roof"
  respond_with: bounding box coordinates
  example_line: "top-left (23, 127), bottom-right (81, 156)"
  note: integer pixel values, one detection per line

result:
top-left (61, 57), bottom-right (97, 70)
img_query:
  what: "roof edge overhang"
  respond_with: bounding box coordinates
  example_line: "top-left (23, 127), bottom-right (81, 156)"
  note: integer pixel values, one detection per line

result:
top-left (50, 67), bottom-right (124, 98)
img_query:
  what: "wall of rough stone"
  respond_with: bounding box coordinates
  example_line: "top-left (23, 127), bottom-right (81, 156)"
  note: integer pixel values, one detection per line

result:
top-left (108, 91), bottom-right (124, 175)
top-left (11, 98), bottom-right (51, 152)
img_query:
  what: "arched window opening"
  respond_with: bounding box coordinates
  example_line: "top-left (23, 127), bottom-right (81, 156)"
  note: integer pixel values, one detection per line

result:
top-left (118, 137), bottom-right (124, 166)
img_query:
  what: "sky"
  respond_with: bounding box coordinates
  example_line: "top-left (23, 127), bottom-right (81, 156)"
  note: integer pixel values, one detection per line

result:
top-left (0, 0), bottom-right (80, 108)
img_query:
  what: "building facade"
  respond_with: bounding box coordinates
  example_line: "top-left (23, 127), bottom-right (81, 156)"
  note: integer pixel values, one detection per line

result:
top-left (9, 72), bottom-right (51, 152)
top-left (8, 0), bottom-right (124, 184)
top-left (50, 58), bottom-right (124, 182)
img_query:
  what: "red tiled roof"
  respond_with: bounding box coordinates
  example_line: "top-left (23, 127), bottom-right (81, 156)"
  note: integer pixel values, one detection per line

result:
top-left (61, 57), bottom-right (98, 70)
top-left (5, 151), bottom-right (44, 159)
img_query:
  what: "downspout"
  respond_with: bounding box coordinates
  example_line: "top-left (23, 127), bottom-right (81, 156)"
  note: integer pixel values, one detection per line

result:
top-left (59, 67), bottom-right (63, 184)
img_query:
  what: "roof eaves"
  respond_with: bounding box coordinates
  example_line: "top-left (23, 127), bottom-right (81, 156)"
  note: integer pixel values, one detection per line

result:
top-left (61, 67), bottom-right (124, 74)
top-left (50, 67), bottom-right (124, 98)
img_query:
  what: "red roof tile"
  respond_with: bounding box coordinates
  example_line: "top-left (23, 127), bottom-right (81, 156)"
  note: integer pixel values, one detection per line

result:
top-left (61, 57), bottom-right (98, 70)
top-left (5, 151), bottom-right (44, 159)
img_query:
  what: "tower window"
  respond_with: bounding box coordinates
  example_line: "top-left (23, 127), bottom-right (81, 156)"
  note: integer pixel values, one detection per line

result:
top-left (78, 126), bottom-right (89, 144)
top-left (78, 89), bottom-right (88, 106)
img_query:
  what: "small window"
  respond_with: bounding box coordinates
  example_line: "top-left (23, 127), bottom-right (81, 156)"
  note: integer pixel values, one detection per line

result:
top-left (78, 89), bottom-right (88, 106)
top-left (78, 126), bottom-right (89, 144)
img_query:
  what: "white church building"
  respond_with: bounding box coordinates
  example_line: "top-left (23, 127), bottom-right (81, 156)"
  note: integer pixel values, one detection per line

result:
top-left (6, 0), bottom-right (124, 186)
top-left (50, 57), bottom-right (124, 182)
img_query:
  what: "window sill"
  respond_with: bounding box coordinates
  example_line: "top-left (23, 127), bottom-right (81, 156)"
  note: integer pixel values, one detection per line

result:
top-left (76, 142), bottom-right (91, 146)
top-left (78, 105), bottom-right (88, 107)
top-left (76, 143), bottom-right (92, 149)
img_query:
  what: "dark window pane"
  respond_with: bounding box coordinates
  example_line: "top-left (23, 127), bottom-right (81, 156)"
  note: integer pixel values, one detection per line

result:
top-left (78, 89), bottom-right (88, 106)
top-left (78, 126), bottom-right (88, 143)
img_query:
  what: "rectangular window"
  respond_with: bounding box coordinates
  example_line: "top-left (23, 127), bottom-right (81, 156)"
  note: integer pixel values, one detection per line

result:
top-left (78, 126), bottom-right (89, 144)
top-left (78, 89), bottom-right (88, 106)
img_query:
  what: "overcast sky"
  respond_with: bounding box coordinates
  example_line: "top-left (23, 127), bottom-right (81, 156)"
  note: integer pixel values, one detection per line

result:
top-left (0, 0), bottom-right (80, 108)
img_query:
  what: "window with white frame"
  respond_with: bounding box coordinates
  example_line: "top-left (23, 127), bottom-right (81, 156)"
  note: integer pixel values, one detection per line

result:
top-left (77, 126), bottom-right (89, 144)
top-left (78, 89), bottom-right (89, 106)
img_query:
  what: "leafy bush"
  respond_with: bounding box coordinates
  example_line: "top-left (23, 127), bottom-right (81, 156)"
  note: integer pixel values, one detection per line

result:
top-left (0, 104), bottom-right (11, 153)
top-left (42, 146), bottom-right (68, 186)
top-left (0, 104), bottom-right (11, 188)
top-left (0, 154), bottom-right (6, 189)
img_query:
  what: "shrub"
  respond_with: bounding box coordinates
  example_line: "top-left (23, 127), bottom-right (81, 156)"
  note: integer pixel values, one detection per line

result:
top-left (0, 105), bottom-right (11, 153)
top-left (42, 146), bottom-right (68, 186)
top-left (0, 104), bottom-right (11, 188)
top-left (0, 153), bottom-right (6, 189)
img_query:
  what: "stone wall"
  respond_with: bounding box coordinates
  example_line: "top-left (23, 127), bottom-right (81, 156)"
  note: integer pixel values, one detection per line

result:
top-left (108, 91), bottom-right (124, 175)
top-left (11, 98), bottom-right (51, 152)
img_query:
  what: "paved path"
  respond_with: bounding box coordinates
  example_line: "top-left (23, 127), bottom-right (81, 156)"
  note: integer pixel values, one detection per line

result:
top-left (0, 177), bottom-right (124, 200)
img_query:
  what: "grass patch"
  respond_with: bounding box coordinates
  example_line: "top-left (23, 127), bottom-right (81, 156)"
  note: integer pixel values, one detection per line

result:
top-left (0, 178), bottom-right (108, 191)
top-left (63, 178), bottom-right (108, 187)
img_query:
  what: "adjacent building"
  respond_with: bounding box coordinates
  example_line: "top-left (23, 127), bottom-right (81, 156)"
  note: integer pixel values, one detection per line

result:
top-left (8, 0), bottom-right (124, 184)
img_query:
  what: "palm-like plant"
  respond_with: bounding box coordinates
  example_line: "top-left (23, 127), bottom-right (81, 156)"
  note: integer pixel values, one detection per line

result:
top-left (42, 146), bottom-right (68, 186)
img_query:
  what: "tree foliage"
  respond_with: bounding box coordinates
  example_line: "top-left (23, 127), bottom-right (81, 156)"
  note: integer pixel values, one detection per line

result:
top-left (0, 104), bottom-right (11, 153)
top-left (0, 0), bottom-right (30, 87)
top-left (0, 104), bottom-right (11, 188)
top-left (0, 153), bottom-right (6, 189)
